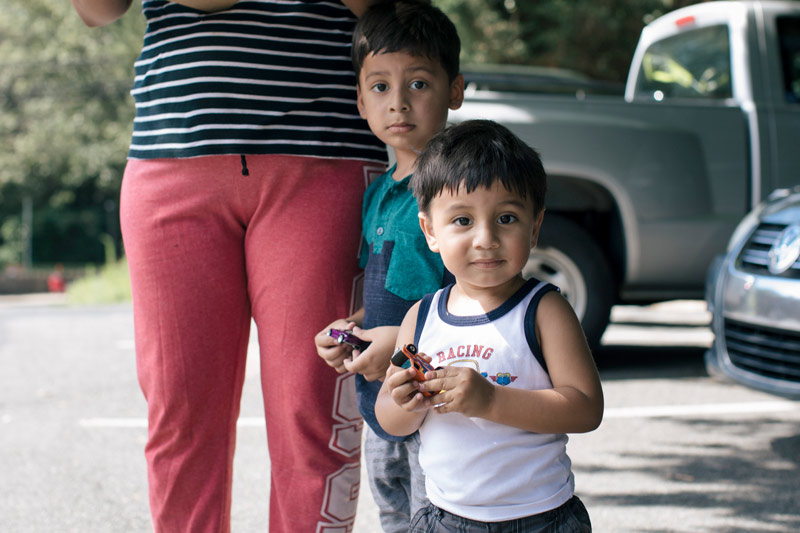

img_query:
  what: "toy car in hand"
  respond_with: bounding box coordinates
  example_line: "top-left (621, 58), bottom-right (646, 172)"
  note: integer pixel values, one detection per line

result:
top-left (328, 328), bottom-right (371, 351)
top-left (391, 343), bottom-right (437, 398)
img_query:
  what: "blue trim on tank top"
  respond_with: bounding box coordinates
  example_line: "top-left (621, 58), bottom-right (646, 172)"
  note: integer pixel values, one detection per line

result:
top-left (436, 277), bottom-right (545, 326)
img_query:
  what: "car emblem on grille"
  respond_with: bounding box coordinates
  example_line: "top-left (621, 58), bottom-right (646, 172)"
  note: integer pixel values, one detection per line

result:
top-left (767, 223), bottom-right (800, 274)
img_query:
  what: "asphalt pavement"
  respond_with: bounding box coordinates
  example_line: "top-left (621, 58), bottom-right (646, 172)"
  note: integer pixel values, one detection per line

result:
top-left (2, 294), bottom-right (799, 532)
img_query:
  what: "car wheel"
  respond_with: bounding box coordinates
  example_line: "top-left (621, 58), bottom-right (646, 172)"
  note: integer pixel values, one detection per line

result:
top-left (522, 214), bottom-right (615, 350)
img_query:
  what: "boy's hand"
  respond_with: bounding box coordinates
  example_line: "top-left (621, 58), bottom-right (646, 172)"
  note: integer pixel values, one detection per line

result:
top-left (384, 362), bottom-right (431, 412)
top-left (342, 326), bottom-right (398, 381)
top-left (419, 366), bottom-right (495, 418)
top-left (315, 319), bottom-right (357, 374)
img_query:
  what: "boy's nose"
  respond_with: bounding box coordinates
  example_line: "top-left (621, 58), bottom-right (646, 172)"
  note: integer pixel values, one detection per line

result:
top-left (389, 89), bottom-right (410, 112)
top-left (473, 223), bottom-right (499, 249)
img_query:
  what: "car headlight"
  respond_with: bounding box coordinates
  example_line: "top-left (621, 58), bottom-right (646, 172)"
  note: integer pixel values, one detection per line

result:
top-left (726, 187), bottom-right (800, 253)
top-left (726, 207), bottom-right (762, 252)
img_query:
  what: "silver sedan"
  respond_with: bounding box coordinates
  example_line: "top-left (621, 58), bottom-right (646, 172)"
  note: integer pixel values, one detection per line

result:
top-left (705, 186), bottom-right (800, 399)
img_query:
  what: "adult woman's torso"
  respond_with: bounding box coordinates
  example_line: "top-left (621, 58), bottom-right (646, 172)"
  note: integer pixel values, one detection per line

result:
top-left (130, 0), bottom-right (385, 162)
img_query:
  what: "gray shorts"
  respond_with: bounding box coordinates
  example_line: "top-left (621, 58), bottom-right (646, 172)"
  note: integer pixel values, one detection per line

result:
top-left (409, 495), bottom-right (591, 533)
top-left (364, 426), bottom-right (429, 533)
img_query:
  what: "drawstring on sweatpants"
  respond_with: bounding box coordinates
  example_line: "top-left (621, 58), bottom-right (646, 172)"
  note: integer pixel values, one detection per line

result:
top-left (240, 155), bottom-right (249, 176)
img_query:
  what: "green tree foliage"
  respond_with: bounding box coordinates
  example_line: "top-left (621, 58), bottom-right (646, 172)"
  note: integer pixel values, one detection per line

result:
top-left (0, 0), bottom-right (144, 267)
top-left (438, 0), bottom-right (702, 81)
top-left (0, 0), bottom-right (706, 268)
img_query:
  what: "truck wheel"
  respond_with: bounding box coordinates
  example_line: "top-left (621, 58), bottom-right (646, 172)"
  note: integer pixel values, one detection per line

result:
top-left (522, 214), bottom-right (615, 350)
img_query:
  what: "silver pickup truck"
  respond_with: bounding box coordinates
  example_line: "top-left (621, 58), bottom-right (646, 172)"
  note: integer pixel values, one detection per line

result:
top-left (453, 0), bottom-right (800, 346)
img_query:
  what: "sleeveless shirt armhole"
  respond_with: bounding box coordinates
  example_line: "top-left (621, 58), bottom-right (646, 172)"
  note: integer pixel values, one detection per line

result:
top-left (524, 282), bottom-right (561, 375)
top-left (413, 292), bottom-right (436, 347)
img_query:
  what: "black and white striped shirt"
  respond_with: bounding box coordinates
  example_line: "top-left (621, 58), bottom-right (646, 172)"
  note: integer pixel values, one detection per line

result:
top-left (130, 0), bottom-right (386, 162)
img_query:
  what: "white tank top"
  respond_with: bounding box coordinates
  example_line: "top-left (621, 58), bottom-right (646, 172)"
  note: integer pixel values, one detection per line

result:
top-left (414, 278), bottom-right (575, 521)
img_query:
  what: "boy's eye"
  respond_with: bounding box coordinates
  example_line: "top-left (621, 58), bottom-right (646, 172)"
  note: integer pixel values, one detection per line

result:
top-left (410, 80), bottom-right (428, 90)
top-left (453, 217), bottom-right (471, 226)
top-left (498, 214), bottom-right (517, 224)
top-left (371, 83), bottom-right (388, 93)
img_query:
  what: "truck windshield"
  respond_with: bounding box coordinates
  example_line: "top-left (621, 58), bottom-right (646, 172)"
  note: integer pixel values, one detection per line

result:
top-left (777, 16), bottom-right (800, 103)
top-left (635, 24), bottom-right (732, 101)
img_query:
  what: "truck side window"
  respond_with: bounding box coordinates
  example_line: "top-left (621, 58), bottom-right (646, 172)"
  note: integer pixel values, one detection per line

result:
top-left (635, 24), bottom-right (732, 101)
top-left (777, 15), bottom-right (800, 103)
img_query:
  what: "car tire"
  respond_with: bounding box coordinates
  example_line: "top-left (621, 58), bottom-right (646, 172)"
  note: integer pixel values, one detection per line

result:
top-left (522, 214), bottom-right (615, 350)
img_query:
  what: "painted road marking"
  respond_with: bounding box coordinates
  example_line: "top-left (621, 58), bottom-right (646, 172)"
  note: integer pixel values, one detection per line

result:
top-left (604, 400), bottom-right (798, 419)
top-left (78, 417), bottom-right (266, 428)
top-left (78, 401), bottom-right (798, 428)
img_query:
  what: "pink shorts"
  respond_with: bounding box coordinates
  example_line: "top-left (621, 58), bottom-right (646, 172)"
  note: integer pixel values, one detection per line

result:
top-left (121, 154), bottom-right (384, 532)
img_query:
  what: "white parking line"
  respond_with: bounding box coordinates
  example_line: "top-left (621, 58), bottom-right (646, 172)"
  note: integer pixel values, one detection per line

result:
top-left (115, 340), bottom-right (135, 350)
top-left (78, 401), bottom-right (799, 428)
top-left (78, 417), bottom-right (266, 428)
top-left (79, 418), bottom-right (145, 428)
top-left (604, 400), bottom-right (798, 419)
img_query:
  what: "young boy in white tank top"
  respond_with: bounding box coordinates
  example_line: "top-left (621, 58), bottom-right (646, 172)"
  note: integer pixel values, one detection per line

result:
top-left (376, 120), bottom-right (604, 532)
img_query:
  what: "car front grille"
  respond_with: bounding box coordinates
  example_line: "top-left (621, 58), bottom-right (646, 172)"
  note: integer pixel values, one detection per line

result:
top-left (724, 318), bottom-right (800, 383)
top-left (738, 223), bottom-right (800, 277)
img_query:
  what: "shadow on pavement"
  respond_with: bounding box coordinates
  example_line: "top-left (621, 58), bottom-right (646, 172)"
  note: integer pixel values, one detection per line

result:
top-left (594, 345), bottom-right (708, 381)
top-left (583, 415), bottom-right (800, 533)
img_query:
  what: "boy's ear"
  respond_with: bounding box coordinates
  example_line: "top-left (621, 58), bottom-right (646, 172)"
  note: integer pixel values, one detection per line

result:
top-left (356, 83), bottom-right (367, 119)
top-left (418, 212), bottom-right (440, 253)
top-left (449, 74), bottom-right (465, 110)
top-left (530, 209), bottom-right (545, 249)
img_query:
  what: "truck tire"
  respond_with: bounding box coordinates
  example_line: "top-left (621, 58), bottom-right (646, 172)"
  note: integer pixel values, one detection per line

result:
top-left (522, 214), bottom-right (615, 351)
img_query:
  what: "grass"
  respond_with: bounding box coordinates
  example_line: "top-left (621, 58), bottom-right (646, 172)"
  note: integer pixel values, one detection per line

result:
top-left (66, 258), bottom-right (132, 305)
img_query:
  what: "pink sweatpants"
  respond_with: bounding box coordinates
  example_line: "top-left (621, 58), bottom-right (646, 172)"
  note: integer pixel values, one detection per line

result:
top-left (121, 154), bottom-right (382, 533)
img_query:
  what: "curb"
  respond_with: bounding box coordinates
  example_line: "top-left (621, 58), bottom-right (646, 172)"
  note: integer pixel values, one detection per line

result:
top-left (0, 293), bottom-right (69, 308)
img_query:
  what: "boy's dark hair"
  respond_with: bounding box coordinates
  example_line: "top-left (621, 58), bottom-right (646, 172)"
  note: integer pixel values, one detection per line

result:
top-left (411, 120), bottom-right (547, 214)
top-left (352, 0), bottom-right (460, 82)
